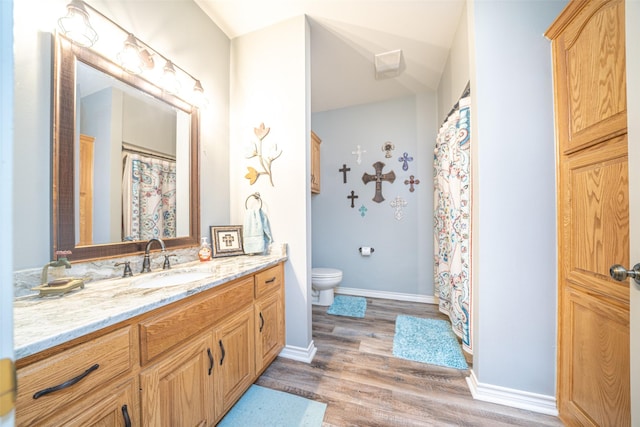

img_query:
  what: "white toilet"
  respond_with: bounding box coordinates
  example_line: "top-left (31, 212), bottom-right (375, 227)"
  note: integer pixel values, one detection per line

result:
top-left (311, 268), bottom-right (343, 306)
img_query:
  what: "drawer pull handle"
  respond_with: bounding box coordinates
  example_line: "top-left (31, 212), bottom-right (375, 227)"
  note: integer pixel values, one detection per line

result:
top-left (122, 404), bottom-right (131, 427)
top-left (207, 348), bottom-right (214, 375)
top-left (259, 312), bottom-right (265, 332)
top-left (219, 340), bottom-right (225, 365)
top-left (33, 363), bottom-right (99, 399)
top-left (265, 277), bottom-right (276, 284)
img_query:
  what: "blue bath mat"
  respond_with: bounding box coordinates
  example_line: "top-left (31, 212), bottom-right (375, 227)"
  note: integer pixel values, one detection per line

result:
top-left (218, 385), bottom-right (326, 426)
top-left (326, 295), bottom-right (367, 318)
top-left (392, 315), bottom-right (468, 370)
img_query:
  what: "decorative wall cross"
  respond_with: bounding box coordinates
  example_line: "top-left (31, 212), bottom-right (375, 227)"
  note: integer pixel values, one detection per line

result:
top-left (382, 141), bottom-right (395, 158)
top-left (352, 145), bottom-right (366, 164)
top-left (339, 164), bottom-right (351, 183)
top-left (390, 196), bottom-right (407, 220)
top-left (398, 152), bottom-right (413, 171)
top-left (347, 190), bottom-right (359, 208)
top-left (359, 205), bottom-right (368, 217)
top-left (404, 175), bottom-right (420, 192)
top-left (362, 161), bottom-right (396, 203)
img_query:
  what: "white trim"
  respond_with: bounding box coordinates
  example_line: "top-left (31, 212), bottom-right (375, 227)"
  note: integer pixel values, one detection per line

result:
top-left (466, 370), bottom-right (559, 416)
top-left (279, 340), bottom-right (317, 363)
top-left (336, 286), bottom-right (437, 304)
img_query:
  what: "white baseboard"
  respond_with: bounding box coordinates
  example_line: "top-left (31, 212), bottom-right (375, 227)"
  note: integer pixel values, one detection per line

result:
top-left (336, 286), bottom-right (437, 304)
top-left (466, 370), bottom-right (558, 416)
top-left (279, 340), bottom-right (317, 363)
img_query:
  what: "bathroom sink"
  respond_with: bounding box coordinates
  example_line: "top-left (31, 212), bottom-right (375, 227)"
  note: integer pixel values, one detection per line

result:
top-left (131, 271), bottom-right (212, 289)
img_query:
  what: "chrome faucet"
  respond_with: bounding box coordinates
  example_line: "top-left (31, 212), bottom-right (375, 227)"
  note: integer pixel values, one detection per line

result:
top-left (41, 257), bottom-right (72, 286)
top-left (141, 238), bottom-right (165, 273)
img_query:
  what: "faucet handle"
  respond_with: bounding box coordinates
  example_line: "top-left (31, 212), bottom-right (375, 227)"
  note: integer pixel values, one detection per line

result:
top-left (115, 261), bottom-right (133, 278)
top-left (163, 254), bottom-right (177, 270)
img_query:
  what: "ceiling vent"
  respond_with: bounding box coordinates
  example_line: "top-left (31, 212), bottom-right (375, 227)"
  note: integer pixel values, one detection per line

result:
top-left (374, 49), bottom-right (403, 79)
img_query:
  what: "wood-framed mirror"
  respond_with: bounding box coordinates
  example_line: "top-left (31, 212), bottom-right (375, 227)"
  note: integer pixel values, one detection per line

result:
top-left (53, 33), bottom-right (200, 262)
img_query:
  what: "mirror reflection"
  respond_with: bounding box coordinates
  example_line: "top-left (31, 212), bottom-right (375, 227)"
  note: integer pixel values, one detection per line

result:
top-left (75, 62), bottom-right (191, 246)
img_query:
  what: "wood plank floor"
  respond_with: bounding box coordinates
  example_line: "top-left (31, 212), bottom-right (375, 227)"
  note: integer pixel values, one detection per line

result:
top-left (255, 297), bottom-right (564, 426)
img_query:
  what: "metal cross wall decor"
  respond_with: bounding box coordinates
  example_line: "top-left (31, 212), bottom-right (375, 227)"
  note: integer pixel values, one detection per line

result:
top-left (352, 145), bottom-right (366, 165)
top-left (398, 152), bottom-right (413, 171)
top-left (362, 161), bottom-right (396, 203)
top-left (404, 175), bottom-right (420, 192)
top-left (339, 164), bottom-right (351, 183)
top-left (347, 190), bottom-right (359, 208)
top-left (390, 196), bottom-right (407, 220)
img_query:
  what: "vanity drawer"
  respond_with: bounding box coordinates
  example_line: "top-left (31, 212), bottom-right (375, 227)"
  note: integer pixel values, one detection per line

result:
top-left (255, 264), bottom-right (284, 299)
top-left (140, 276), bottom-right (254, 364)
top-left (16, 326), bottom-right (134, 426)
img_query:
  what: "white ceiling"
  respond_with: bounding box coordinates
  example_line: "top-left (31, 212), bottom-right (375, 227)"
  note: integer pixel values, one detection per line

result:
top-left (194, 0), bottom-right (465, 112)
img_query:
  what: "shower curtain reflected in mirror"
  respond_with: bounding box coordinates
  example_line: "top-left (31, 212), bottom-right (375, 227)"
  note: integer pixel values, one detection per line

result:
top-left (433, 93), bottom-right (472, 353)
top-left (122, 153), bottom-right (177, 241)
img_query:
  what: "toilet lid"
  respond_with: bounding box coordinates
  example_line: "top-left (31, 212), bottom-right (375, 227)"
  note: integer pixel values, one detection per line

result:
top-left (312, 268), bottom-right (342, 278)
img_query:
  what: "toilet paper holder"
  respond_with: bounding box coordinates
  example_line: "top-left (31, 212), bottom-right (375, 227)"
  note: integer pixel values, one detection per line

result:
top-left (358, 247), bottom-right (375, 254)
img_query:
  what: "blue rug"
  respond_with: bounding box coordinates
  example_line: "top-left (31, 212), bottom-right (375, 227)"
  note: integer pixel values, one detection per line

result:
top-left (326, 295), bottom-right (367, 318)
top-left (392, 315), bottom-right (468, 370)
top-left (218, 385), bottom-right (326, 426)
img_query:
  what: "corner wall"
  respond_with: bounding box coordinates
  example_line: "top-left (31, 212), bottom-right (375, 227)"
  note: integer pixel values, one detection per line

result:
top-left (229, 16), bottom-right (313, 355)
top-left (467, 0), bottom-right (565, 407)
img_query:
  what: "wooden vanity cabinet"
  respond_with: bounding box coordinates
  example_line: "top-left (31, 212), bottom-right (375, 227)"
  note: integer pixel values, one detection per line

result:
top-left (16, 262), bottom-right (285, 426)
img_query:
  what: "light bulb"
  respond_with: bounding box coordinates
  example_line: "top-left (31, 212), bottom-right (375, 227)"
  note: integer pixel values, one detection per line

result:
top-left (58, 0), bottom-right (98, 47)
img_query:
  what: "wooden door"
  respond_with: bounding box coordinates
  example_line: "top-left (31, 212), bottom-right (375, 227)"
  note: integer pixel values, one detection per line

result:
top-left (546, 0), bottom-right (630, 425)
top-left (311, 131), bottom-right (321, 193)
top-left (214, 306), bottom-right (255, 421)
top-left (79, 134), bottom-right (95, 246)
top-left (140, 333), bottom-right (214, 427)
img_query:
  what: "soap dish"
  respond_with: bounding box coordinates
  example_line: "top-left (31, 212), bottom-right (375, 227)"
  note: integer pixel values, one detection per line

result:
top-left (31, 277), bottom-right (85, 297)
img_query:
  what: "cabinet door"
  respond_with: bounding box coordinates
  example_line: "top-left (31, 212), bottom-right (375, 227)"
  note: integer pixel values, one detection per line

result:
top-left (255, 290), bottom-right (285, 373)
top-left (214, 306), bottom-right (255, 420)
top-left (46, 378), bottom-right (138, 427)
top-left (140, 333), bottom-right (215, 427)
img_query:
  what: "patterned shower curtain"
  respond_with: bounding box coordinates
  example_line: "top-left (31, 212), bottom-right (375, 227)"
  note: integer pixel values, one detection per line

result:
top-left (122, 152), bottom-right (177, 241)
top-left (433, 94), bottom-right (472, 353)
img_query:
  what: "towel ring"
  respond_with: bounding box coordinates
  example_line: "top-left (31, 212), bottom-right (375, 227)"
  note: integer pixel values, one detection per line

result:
top-left (245, 192), bottom-right (262, 209)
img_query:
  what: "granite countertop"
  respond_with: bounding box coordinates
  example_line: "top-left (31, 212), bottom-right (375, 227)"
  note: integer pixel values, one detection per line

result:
top-left (14, 249), bottom-right (287, 360)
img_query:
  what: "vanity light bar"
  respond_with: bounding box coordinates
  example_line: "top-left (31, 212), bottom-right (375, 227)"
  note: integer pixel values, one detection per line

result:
top-left (57, 0), bottom-right (208, 108)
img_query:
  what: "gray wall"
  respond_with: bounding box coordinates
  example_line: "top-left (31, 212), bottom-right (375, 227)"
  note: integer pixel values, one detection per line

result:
top-left (468, 0), bottom-right (565, 396)
top-left (12, 0), bottom-right (230, 269)
top-left (311, 93), bottom-right (436, 298)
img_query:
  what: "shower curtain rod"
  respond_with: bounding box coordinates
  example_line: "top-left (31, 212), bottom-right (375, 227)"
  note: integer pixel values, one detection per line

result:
top-left (122, 142), bottom-right (176, 162)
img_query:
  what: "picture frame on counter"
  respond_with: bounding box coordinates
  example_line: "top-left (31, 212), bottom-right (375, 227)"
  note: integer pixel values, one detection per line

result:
top-left (210, 225), bottom-right (244, 257)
